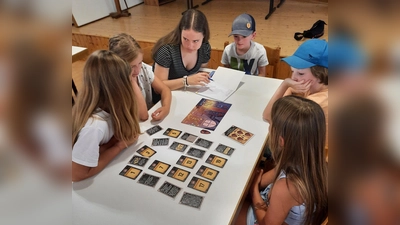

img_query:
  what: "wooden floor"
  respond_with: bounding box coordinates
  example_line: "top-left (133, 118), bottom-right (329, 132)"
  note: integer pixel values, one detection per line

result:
top-left (72, 0), bottom-right (328, 57)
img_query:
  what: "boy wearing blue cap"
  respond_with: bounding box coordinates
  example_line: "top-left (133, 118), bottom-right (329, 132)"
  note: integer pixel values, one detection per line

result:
top-left (263, 39), bottom-right (329, 150)
top-left (221, 13), bottom-right (269, 76)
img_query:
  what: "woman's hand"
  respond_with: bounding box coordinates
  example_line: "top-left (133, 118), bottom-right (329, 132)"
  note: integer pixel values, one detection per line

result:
top-left (187, 72), bottom-right (210, 86)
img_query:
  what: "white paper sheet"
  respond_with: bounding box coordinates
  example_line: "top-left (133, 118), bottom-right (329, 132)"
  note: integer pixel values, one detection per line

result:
top-left (196, 67), bottom-right (245, 101)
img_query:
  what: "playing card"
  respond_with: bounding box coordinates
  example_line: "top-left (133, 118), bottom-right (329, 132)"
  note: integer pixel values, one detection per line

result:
top-left (169, 141), bottom-right (188, 152)
top-left (145, 125), bottom-right (163, 136)
top-left (119, 165), bottom-right (142, 180)
top-left (163, 128), bottom-right (182, 138)
top-left (167, 166), bottom-right (191, 182)
top-left (136, 145), bottom-right (157, 157)
top-left (194, 138), bottom-right (213, 149)
top-left (196, 165), bottom-right (219, 181)
top-left (186, 147), bottom-right (206, 159)
top-left (205, 154), bottom-right (227, 168)
top-left (179, 192), bottom-right (204, 209)
top-left (215, 144), bottom-right (235, 156)
top-left (188, 176), bottom-right (212, 193)
top-left (180, 132), bottom-right (198, 143)
top-left (148, 160), bottom-right (171, 174)
top-left (224, 125), bottom-right (254, 145)
top-left (158, 181), bottom-right (181, 199)
top-left (176, 155), bottom-right (198, 169)
top-left (128, 155), bottom-right (149, 167)
top-left (151, 138), bottom-right (169, 146)
top-left (138, 173), bottom-right (160, 187)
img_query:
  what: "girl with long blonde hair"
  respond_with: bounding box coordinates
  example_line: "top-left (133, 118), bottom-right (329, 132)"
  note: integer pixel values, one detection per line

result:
top-left (72, 50), bottom-right (140, 182)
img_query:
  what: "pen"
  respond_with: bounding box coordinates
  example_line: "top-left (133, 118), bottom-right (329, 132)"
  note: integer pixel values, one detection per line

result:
top-left (209, 71), bottom-right (215, 81)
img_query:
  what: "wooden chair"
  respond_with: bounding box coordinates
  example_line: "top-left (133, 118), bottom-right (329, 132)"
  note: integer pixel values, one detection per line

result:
top-left (142, 45), bottom-right (154, 65)
top-left (223, 41), bottom-right (281, 78)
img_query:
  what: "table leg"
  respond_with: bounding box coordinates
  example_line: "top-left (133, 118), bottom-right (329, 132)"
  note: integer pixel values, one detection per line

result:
top-left (265, 0), bottom-right (276, 20)
top-left (201, 0), bottom-right (212, 5)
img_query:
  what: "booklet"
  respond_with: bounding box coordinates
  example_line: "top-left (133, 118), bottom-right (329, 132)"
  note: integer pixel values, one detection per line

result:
top-left (181, 98), bottom-right (232, 131)
top-left (196, 67), bottom-right (245, 102)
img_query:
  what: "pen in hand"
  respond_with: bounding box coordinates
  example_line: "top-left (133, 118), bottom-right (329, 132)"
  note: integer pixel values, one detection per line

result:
top-left (208, 71), bottom-right (215, 81)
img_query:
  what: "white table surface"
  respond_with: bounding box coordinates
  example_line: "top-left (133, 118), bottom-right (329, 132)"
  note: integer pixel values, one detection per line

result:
top-left (72, 75), bottom-right (282, 225)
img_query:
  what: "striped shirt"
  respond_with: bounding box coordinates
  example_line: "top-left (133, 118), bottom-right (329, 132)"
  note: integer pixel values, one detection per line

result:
top-left (153, 42), bottom-right (211, 79)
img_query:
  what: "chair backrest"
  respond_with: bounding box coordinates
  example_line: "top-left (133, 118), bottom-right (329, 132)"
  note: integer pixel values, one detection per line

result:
top-left (223, 41), bottom-right (281, 78)
top-left (142, 45), bottom-right (154, 65)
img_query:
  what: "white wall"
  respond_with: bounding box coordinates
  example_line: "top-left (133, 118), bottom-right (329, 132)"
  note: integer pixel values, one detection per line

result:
top-left (72, 0), bottom-right (143, 27)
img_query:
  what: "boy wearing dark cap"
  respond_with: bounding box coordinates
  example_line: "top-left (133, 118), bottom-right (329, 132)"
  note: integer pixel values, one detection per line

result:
top-left (221, 13), bottom-right (269, 76)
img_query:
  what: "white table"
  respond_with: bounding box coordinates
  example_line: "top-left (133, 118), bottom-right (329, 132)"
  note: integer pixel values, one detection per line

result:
top-left (72, 46), bottom-right (88, 63)
top-left (72, 75), bottom-right (282, 225)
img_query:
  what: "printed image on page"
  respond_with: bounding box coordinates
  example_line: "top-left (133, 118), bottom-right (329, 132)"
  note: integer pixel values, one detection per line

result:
top-left (197, 67), bottom-right (244, 102)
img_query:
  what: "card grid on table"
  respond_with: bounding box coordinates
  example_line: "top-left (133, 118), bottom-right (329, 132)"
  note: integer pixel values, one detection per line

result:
top-left (118, 128), bottom-right (238, 210)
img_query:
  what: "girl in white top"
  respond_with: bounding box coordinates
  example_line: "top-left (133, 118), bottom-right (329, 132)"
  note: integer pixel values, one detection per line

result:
top-left (235, 96), bottom-right (328, 225)
top-left (109, 33), bottom-right (172, 121)
top-left (72, 50), bottom-right (141, 182)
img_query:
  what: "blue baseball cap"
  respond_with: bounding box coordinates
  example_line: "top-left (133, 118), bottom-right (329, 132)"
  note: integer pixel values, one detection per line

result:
top-left (282, 39), bottom-right (328, 69)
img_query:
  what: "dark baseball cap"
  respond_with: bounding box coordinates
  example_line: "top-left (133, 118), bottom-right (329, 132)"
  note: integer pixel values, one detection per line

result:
top-left (229, 14), bottom-right (256, 37)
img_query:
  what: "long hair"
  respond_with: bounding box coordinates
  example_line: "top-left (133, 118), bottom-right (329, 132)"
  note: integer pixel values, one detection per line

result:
top-left (151, 9), bottom-right (210, 59)
top-left (270, 95), bottom-right (328, 225)
top-left (109, 33), bottom-right (142, 63)
top-left (72, 50), bottom-right (140, 146)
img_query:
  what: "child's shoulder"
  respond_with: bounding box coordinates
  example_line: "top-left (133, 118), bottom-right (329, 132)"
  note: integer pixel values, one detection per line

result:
top-left (273, 177), bottom-right (302, 204)
top-left (252, 41), bottom-right (266, 51)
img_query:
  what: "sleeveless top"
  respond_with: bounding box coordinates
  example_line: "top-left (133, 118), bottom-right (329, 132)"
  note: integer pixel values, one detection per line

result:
top-left (247, 171), bottom-right (306, 225)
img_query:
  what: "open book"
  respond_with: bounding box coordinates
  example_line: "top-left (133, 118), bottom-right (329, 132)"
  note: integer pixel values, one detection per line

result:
top-left (196, 67), bottom-right (245, 102)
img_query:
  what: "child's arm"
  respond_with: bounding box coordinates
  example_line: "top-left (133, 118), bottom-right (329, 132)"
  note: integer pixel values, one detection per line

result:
top-left (262, 78), bottom-right (310, 123)
top-left (258, 66), bottom-right (266, 77)
top-left (72, 137), bottom-right (137, 182)
top-left (151, 76), bottom-right (171, 121)
top-left (262, 80), bottom-right (290, 123)
top-left (259, 179), bottom-right (301, 225)
top-left (260, 167), bottom-right (277, 188)
top-left (131, 79), bottom-right (149, 121)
